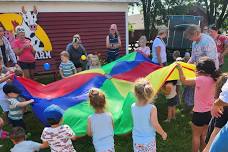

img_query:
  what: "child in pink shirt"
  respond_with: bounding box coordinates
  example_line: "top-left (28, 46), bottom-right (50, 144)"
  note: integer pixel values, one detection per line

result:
top-left (177, 57), bottom-right (220, 152)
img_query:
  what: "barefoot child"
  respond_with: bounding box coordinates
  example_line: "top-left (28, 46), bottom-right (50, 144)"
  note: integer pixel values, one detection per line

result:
top-left (177, 57), bottom-right (220, 152)
top-left (41, 104), bottom-right (77, 152)
top-left (87, 88), bottom-right (115, 152)
top-left (132, 78), bottom-right (167, 152)
top-left (161, 80), bottom-right (179, 122)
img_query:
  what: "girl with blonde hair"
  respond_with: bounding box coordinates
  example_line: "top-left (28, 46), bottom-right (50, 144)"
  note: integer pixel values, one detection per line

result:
top-left (131, 78), bottom-right (167, 152)
top-left (135, 35), bottom-right (151, 58)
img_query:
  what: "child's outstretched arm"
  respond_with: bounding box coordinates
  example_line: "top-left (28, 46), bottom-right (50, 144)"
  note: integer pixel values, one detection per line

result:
top-left (150, 106), bottom-right (167, 140)
top-left (0, 73), bottom-right (13, 83)
top-left (16, 99), bottom-right (34, 107)
top-left (176, 63), bottom-right (195, 86)
top-left (40, 141), bottom-right (49, 149)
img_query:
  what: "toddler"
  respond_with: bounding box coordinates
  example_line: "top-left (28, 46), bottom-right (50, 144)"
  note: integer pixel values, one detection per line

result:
top-left (10, 127), bottom-right (46, 152)
top-left (87, 54), bottom-right (101, 69)
top-left (87, 88), bottom-right (115, 152)
top-left (3, 82), bottom-right (34, 130)
top-left (135, 36), bottom-right (151, 58)
top-left (161, 80), bottom-right (179, 122)
top-left (59, 51), bottom-right (76, 78)
top-left (132, 78), bottom-right (167, 152)
top-left (41, 104), bottom-right (77, 152)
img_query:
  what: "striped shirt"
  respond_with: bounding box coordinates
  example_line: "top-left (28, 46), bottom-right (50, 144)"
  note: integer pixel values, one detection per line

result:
top-left (59, 60), bottom-right (76, 77)
top-left (8, 98), bottom-right (23, 120)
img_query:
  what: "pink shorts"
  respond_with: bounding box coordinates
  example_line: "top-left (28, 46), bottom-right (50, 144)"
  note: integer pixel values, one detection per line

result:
top-left (133, 140), bottom-right (156, 152)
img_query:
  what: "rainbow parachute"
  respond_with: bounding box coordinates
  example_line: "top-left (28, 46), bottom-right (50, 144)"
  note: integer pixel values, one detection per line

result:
top-left (13, 52), bottom-right (195, 135)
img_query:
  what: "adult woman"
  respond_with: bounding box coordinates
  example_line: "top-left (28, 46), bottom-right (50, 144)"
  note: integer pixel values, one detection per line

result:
top-left (184, 24), bottom-right (219, 69)
top-left (12, 26), bottom-right (36, 79)
top-left (106, 24), bottom-right (121, 63)
top-left (66, 36), bottom-right (87, 72)
top-left (0, 25), bottom-right (17, 66)
top-left (151, 25), bottom-right (168, 66)
top-left (66, 34), bottom-right (85, 52)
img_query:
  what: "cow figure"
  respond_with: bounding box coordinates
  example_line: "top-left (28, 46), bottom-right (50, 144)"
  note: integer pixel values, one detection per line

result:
top-left (20, 6), bottom-right (44, 52)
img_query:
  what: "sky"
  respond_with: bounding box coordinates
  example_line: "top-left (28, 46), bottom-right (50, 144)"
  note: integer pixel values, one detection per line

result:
top-left (128, 4), bottom-right (141, 15)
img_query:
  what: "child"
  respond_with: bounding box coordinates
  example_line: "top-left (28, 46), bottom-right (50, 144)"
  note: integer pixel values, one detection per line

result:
top-left (161, 80), bottom-right (179, 122)
top-left (87, 54), bottom-right (101, 69)
top-left (183, 52), bottom-right (191, 63)
top-left (87, 88), bottom-right (115, 152)
top-left (59, 51), bottom-right (77, 78)
top-left (3, 82), bottom-right (34, 129)
top-left (0, 117), bottom-right (8, 140)
top-left (0, 68), bottom-right (13, 122)
top-left (135, 36), bottom-right (151, 58)
top-left (10, 127), bottom-right (46, 152)
top-left (177, 57), bottom-right (220, 152)
top-left (172, 50), bottom-right (181, 61)
top-left (41, 104), bottom-right (77, 152)
top-left (132, 78), bottom-right (167, 152)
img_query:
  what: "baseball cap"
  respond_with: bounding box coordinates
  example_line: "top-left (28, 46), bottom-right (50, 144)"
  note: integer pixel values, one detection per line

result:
top-left (44, 105), bottom-right (64, 122)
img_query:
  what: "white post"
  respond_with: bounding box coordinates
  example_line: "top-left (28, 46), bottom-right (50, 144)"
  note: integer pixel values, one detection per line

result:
top-left (125, 11), bottom-right (129, 54)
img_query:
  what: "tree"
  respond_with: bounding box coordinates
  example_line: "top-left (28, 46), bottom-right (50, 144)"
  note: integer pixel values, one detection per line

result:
top-left (200, 0), bottom-right (228, 28)
top-left (140, 0), bottom-right (166, 39)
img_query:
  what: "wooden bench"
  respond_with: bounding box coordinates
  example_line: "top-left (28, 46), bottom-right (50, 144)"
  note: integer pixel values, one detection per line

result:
top-left (34, 58), bottom-right (60, 81)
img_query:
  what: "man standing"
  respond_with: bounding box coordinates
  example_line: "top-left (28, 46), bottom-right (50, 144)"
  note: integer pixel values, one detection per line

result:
top-left (184, 24), bottom-right (219, 69)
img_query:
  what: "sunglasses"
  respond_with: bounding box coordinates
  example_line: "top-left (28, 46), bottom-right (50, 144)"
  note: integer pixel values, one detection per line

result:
top-left (17, 28), bottom-right (25, 33)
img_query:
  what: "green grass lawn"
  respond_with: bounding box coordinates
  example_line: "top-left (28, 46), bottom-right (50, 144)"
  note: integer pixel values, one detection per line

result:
top-left (1, 57), bottom-right (228, 152)
top-left (0, 95), bottom-right (192, 152)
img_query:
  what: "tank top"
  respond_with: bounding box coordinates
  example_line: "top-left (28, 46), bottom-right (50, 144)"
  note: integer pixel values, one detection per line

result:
top-left (108, 34), bottom-right (119, 54)
top-left (90, 112), bottom-right (114, 151)
top-left (131, 103), bottom-right (156, 144)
